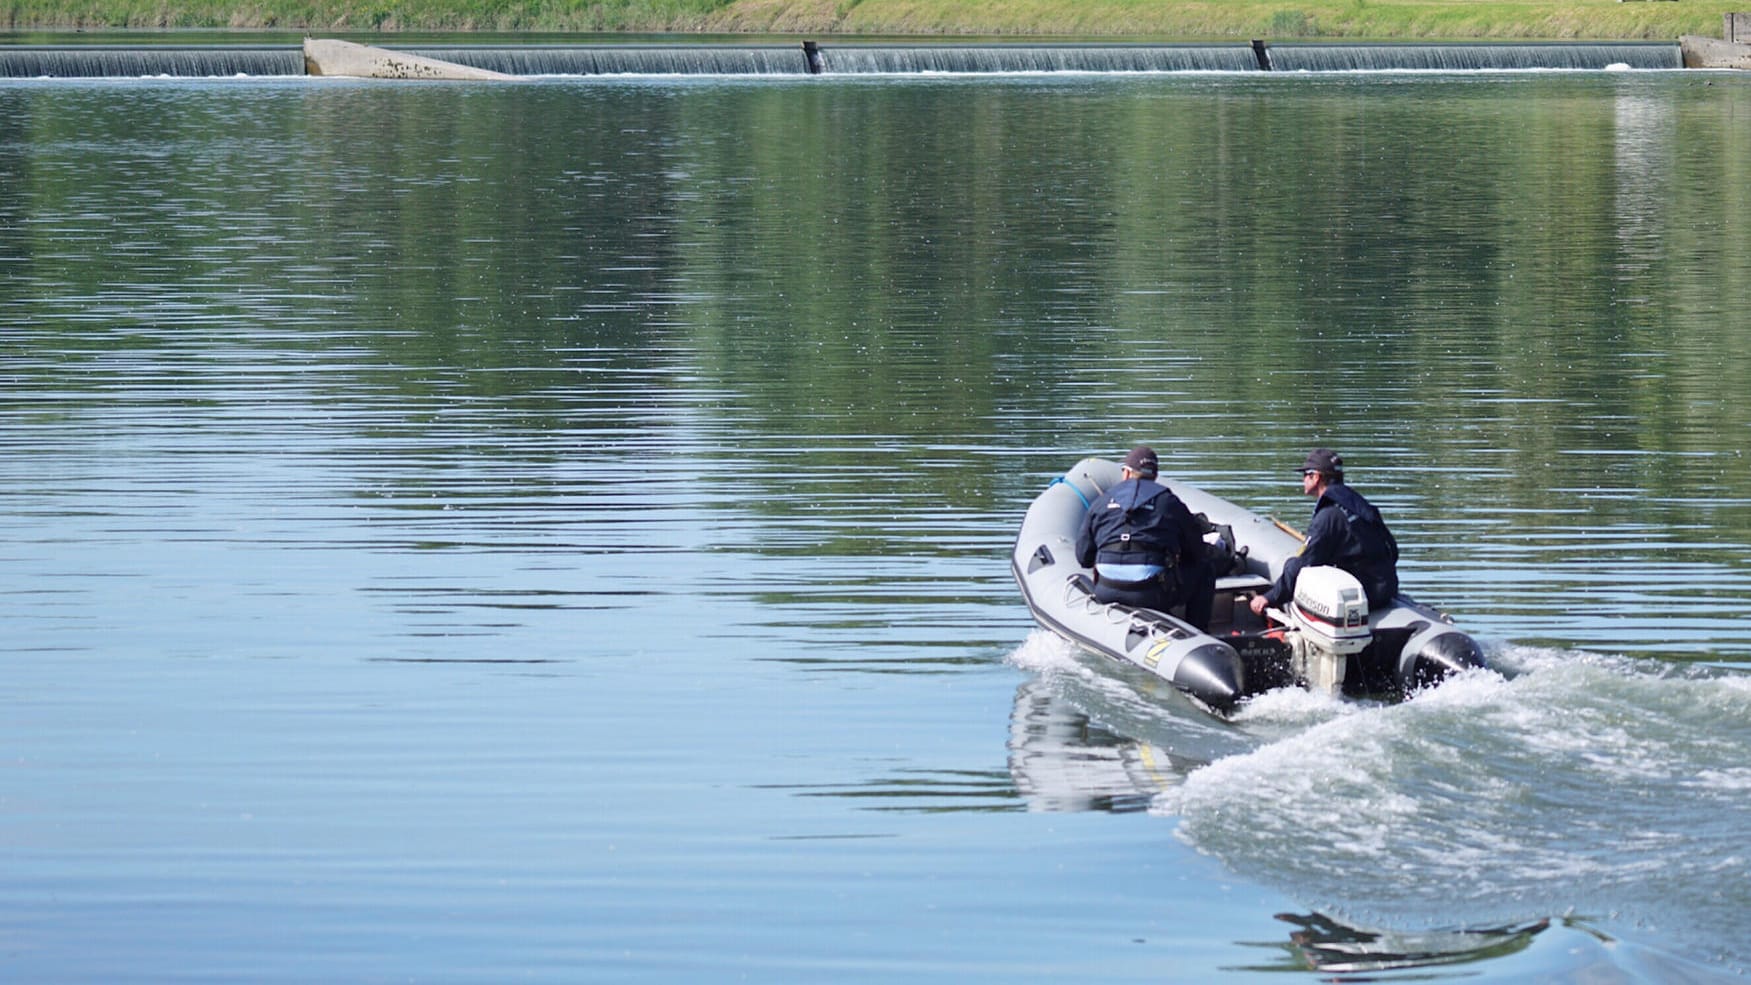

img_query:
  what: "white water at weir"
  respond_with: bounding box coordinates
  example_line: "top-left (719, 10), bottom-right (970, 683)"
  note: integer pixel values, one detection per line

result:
top-left (1010, 634), bottom-right (1751, 975)
top-left (421, 44), bottom-right (817, 76)
top-left (1266, 42), bottom-right (1683, 71)
top-left (0, 46), bottom-right (302, 78)
top-left (812, 46), bottom-right (1262, 74)
top-left (0, 42), bottom-right (1684, 79)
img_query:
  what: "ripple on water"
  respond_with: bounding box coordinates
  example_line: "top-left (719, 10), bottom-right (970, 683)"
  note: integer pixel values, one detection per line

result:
top-left (1155, 650), bottom-right (1751, 972)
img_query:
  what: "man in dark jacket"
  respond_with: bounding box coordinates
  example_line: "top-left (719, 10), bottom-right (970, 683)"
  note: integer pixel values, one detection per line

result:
top-left (1250, 448), bottom-right (1400, 616)
top-left (1076, 445), bottom-right (1216, 631)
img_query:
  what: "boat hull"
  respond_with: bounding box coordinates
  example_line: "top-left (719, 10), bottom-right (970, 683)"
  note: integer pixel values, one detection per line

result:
top-left (1013, 458), bottom-right (1484, 712)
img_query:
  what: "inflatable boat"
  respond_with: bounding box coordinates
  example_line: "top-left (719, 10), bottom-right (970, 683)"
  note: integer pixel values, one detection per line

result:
top-left (1012, 457), bottom-right (1485, 714)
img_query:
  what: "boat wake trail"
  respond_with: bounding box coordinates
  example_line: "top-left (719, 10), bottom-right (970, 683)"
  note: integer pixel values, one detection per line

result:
top-left (1151, 645), bottom-right (1751, 975)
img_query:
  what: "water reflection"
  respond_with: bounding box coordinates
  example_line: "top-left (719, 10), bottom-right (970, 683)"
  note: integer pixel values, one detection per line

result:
top-left (760, 769), bottom-right (1022, 814)
top-left (1005, 678), bottom-right (1559, 976)
top-left (1238, 912), bottom-right (1550, 976)
top-left (1006, 679), bottom-right (1195, 813)
top-left (1610, 87), bottom-right (1671, 277)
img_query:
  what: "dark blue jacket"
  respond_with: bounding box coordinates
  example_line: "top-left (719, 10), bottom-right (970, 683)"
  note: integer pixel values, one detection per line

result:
top-left (1264, 483), bottom-right (1400, 609)
top-left (1076, 478), bottom-right (1205, 572)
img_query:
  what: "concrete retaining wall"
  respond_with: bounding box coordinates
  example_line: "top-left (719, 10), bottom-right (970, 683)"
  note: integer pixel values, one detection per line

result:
top-left (303, 38), bottom-right (518, 80)
top-left (1729, 12), bottom-right (1751, 43)
top-left (1680, 32), bottom-right (1751, 68)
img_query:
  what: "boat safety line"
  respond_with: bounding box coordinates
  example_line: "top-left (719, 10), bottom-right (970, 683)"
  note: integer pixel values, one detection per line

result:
top-left (1062, 580), bottom-right (1131, 624)
top-left (1063, 579), bottom-right (1107, 614)
top-left (1048, 476), bottom-right (1091, 510)
top-left (1068, 582), bottom-right (1165, 638)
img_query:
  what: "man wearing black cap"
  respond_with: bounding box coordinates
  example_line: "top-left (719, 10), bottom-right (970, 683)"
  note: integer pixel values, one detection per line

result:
top-left (1075, 445), bottom-right (1216, 631)
top-left (1249, 448), bottom-right (1400, 617)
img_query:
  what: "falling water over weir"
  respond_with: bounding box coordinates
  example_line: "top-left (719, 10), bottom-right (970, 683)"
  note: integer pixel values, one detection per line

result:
top-left (0, 41), bottom-right (1684, 78)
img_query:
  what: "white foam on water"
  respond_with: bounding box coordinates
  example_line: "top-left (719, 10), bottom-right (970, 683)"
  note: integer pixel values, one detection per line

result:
top-left (1006, 628), bottom-right (1088, 676)
top-left (1152, 648), bottom-right (1751, 967)
top-left (1690, 767), bottom-right (1751, 792)
top-left (1230, 680), bottom-right (1366, 728)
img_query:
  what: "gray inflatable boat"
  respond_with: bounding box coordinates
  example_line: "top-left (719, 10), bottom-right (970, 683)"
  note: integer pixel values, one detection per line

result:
top-left (1012, 458), bottom-right (1485, 714)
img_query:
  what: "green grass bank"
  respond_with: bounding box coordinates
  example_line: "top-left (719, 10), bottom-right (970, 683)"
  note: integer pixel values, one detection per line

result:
top-left (1, 0), bottom-right (1741, 41)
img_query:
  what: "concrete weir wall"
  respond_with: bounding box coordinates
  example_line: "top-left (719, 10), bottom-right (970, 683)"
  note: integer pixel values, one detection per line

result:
top-left (298, 35), bottom-right (1737, 79)
top-left (1680, 13), bottom-right (1751, 67)
top-left (303, 38), bottom-right (518, 80)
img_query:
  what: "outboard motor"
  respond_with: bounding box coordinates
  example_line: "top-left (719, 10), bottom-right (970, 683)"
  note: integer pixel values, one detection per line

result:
top-left (1287, 566), bottom-right (1372, 695)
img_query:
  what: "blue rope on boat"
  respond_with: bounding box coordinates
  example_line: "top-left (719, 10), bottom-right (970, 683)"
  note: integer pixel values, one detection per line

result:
top-left (1048, 476), bottom-right (1091, 510)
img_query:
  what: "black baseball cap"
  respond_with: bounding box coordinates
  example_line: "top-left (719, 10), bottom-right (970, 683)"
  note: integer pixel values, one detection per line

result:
top-left (1300, 448), bottom-right (1343, 477)
top-left (1123, 445), bottom-right (1159, 478)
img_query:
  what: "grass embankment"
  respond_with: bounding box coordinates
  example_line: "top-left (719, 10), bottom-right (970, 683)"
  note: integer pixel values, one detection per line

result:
top-left (1, 0), bottom-right (1738, 40)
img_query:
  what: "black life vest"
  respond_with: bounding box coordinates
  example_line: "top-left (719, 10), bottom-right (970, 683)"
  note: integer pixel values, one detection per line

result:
top-left (1090, 479), bottom-right (1187, 568)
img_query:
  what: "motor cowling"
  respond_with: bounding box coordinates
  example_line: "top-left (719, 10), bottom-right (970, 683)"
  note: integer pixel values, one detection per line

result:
top-left (1288, 566), bottom-right (1372, 694)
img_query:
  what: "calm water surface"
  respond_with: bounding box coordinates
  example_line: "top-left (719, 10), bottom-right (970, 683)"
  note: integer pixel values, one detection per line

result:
top-left (3, 69), bottom-right (1750, 982)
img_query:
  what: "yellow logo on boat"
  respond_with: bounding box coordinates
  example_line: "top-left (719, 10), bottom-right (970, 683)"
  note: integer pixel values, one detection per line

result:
top-left (1145, 638), bottom-right (1171, 670)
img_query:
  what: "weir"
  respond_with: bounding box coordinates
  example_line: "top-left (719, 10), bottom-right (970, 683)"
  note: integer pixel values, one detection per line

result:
top-left (403, 44), bottom-right (814, 76)
top-left (0, 45), bottom-right (300, 78)
top-left (1268, 42), bottom-right (1682, 71)
top-left (0, 41), bottom-right (1687, 79)
top-left (812, 45), bottom-right (1262, 73)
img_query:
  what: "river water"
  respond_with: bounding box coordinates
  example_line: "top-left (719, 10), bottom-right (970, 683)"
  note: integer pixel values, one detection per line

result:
top-left (2, 68), bottom-right (1749, 982)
